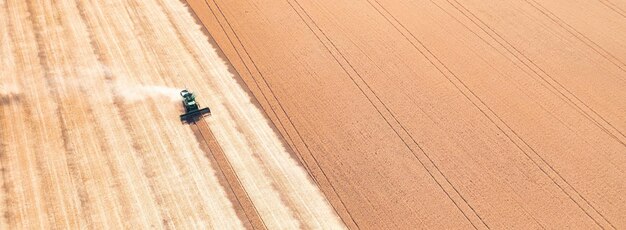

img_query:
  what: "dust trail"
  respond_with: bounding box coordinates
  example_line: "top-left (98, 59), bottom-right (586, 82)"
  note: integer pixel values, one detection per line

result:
top-left (162, 0), bottom-right (346, 228)
top-left (114, 84), bottom-right (180, 104)
top-left (54, 63), bottom-right (182, 105)
top-left (3, 0), bottom-right (245, 227)
top-left (100, 64), bottom-right (182, 103)
top-left (3, 0), bottom-right (341, 227)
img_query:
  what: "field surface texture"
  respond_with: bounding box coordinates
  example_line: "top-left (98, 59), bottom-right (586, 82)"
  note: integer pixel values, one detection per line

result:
top-left (1, 0), bottom-right (626, 229)
top-left (1, 0), bottom-right (342, 229)
top-left (187, 0), bottom-right (626, 229)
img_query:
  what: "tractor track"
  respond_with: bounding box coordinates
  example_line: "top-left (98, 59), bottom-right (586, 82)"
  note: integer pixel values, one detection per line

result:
top-left (191, 119), bottom-right (267, 230)
top-left (4, 0), bottom-right (626, 228)
top-left (1, 0), bottom-right (343, 228)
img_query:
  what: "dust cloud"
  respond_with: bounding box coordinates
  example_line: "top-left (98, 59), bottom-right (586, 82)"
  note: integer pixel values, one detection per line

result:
top-left (113, 83), bottom-right (181, 104)
top-left (74, 63), bottom-right (183, 104)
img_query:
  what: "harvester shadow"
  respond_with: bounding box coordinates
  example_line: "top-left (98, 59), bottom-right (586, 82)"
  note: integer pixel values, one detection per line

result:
top-left (181, 0), bottom-right (308, 170)
top-left (186, 116), bottom-right (257, 229)
top-left (179, 114), bottom-right (209, 125)
top-left (180, 2), bottom-right (349, 227)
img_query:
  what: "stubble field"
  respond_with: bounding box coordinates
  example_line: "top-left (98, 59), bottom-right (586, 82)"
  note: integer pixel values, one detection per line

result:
top-left (1, 0), bottom-right (342, 229)
top-left (1, 0), bottom-right (625, 229)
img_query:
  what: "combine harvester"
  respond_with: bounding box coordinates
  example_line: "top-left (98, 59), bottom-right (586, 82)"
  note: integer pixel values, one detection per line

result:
top-left (180, 89), bottom-right (211, 122)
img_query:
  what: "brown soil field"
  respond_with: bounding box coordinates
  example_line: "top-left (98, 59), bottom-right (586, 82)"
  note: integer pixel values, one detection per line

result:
top-left (2, 0), bottom-right (625, 229)
top-left (187, 0), bottom-right (626, 229)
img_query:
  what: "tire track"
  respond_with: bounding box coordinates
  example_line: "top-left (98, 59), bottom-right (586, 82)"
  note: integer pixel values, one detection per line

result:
top-left (199, 0), bottom-right (357, 228)
top-left (152, 3), bottom-right (308, 224)
top-left (52, 1), bottom-right (155, 228)
top-left (524, 0), bottom-right (626, 72)
top-left (182, 1), bottom-right (346, 228)
top-left (294, 0), bottom-right (591, 227)
top-left (156, 3), bottom-right (320, 224)
top-left (84, 1), bottom-right (194, 227)
top-left (37, 1), bottom-right (138, 228)
top-left (77, 2), bottom-right (188, 228)
top-left (199, 0), bottom-right (317, 186)
top-left (20, 1), bottom-right (92, 228)
top-left (72, 1), bottom-right (170, 228)
top-left (519, 0), bottom-right (626, 141)
top-left (3, 0), bottom-right (325, 228)
top-left (598, 0), bottom-right (626, 18)
top-left (188, 124), bottom-right (254, 230)
top-left (194, 0), bottom-right (317, 185)
top-left (121, 2), bottom-right (215, 226)
top-left (110, 3), bottom-right (219, 228)
top-left (448, 0), bottom-right (626, 145)
top-left (425, 0), bottom-right (621, 226)
top-left (0, 149), bottom-right (7, 230)
top-left (286, 0), bottom-right (487, 228)
top-left (193, 119), bottom-right (267, 230)
top-left (442, 0), bottom-right (626, 148)
top-left (442, 0), bottom-right (625, 158)
top-left (122, 0), bottom-right (252, 227)
top-left (429, 0), bottom-right (626, 224)
top-left (368, 0), bottom-right (618, 227)
top-left (369, 0), bottom-right (514, 227)
top-left (191, 0), bottom-right (308, 177)
top-left (372, 0), bottom-right (619, 227)
top-left (1, 2), bottom-right (18, 227)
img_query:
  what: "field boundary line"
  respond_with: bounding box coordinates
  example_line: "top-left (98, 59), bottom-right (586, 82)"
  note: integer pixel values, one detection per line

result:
top-left (193, 0), bottom-right (359, 228)
top-left (194, 0), bottom-right (316, 178)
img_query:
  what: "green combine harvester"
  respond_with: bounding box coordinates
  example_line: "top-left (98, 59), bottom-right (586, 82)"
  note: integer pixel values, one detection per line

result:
top-left (180, 89), bottom-right (211, 122)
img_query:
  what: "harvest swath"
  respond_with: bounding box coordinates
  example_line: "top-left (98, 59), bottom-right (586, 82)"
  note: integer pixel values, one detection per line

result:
top-left (1, 0), bottom-right (625, 229)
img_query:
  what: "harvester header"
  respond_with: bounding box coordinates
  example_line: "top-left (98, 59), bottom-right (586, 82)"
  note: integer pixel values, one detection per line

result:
top-left (180, 89), bottom-right (210, 122)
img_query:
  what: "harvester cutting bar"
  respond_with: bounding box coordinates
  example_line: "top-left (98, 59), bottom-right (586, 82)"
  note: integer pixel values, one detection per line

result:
top-left (180, 89), bottom-right (211, 122)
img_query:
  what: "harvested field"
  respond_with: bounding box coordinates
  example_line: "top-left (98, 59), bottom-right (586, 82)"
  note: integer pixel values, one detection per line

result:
top-left (1, 0), bottom-right (341, 229)
top-left (1, 0), bottom-right (625, 229)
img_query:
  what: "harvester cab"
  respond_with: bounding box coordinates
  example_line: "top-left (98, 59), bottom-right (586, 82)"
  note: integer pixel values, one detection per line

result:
top-left (180, 89), bottom-right (210, 122)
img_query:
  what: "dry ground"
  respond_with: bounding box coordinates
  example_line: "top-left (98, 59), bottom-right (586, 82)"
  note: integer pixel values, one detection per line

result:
top-left (2, 0), bottom-right (626, 229)
top-left (0, 0), bottom-right (342, 229)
